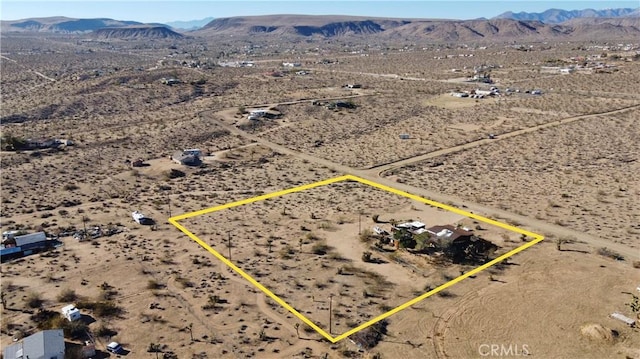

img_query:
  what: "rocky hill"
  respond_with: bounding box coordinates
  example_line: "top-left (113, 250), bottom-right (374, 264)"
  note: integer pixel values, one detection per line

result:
top-left (0, 16), bottom-right (168, 33)
top-left (91, 26), bottom-right (185, 39)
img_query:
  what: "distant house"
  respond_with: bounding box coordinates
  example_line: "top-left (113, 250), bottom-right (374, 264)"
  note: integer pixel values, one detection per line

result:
top-left (160, 77), bottom-right (180, 85)
top-left (172, 150), bottom-right (201, 166)
top-left (248, 110), bottom-right (268, 120)
top-left (282, 62), bottom-right (301, 67)
top-left (1, 232), bottom-right (57, 263)
top-left (3, 329), bottom-right (65, 359)
top-left (345, 83), bottom-right (362, 89)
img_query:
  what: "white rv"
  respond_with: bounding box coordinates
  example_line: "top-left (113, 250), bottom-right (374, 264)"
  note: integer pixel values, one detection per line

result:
top-left (132, 211), bottom-right (153, 225)
top-left (61, 304), bottom-right (81, 321)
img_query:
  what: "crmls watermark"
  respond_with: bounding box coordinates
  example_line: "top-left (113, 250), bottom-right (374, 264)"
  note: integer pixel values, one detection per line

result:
top-left (478, 344), bottom-right (531, 357)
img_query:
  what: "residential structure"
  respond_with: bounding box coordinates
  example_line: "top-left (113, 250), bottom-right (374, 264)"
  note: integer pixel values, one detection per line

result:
top-left (3, 329), bottom-right (65, 359)
top-left (1, 232), bottom-right (58, 263)
top-left (172, 150), bottom-right (201, 166)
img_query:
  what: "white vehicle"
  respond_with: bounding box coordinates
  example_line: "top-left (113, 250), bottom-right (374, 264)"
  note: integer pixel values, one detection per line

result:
top-left (106, 342), bottom-right (124, 354)
top-left (132, 211), bottom-right (153, 225)
top-left (61, 304), bottom-right (81, 322)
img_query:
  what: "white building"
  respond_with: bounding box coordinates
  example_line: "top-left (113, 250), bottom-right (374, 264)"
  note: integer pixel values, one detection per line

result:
top-left (3, 329), bottom-right (65, 359)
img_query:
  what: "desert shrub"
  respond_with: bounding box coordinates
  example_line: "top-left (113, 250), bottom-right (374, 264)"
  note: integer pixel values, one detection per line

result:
top-left (279, 245), bottom-right (294, 259)
top-left (362, 251), bottom-right (372, 262)
top-left (31, 310), bottom-right (87, 339)
top-left (147, 279), bottom-right (163, 290)
top-left (76, 300), bottom-right (122, 318)
top-left (25, 292), bottom-right (44, 308)
top-left (359, 229), bottom-right (374, 243)
top-left (165, 169), bottom-right (186, 179)
top-left (633, 261), bottom-right (640, 269)
top-left (597, 247), bottom-right (624, 261)
top-left (176, 276), bottom-right (194, 288)
top-left (63, 183), bottom-right (79, 191)
top-left (311, 242), bottom-right (330, 255)
top-left (94, 323), bottom-right (117, 337)
top-left (351, 320), bottom-right (388, 349)
top-left (57, 288), bottom-right (77, 302)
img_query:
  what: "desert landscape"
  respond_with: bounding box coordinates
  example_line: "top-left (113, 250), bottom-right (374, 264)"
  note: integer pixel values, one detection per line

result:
top-left (1, 9), bottom-right (640, 359)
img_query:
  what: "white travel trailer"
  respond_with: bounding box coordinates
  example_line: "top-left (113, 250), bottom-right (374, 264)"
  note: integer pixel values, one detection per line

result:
top-left (61, 304), bottom-right (81, 321)
top-left (132, 211), bottom-right (153, 225)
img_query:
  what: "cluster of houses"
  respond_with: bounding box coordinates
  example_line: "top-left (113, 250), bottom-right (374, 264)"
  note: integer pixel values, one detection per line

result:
top-left (10, 138), bottom-right (74, 151)
top-left (450, 86), bottom-right (542, 99)
top-left (218, 60), bottom-right (255, 68)
top-left (373, 221), bottom-right (497, 263)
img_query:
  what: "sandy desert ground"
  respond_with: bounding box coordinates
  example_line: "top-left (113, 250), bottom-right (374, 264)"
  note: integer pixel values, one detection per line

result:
top-left (1, 32), bottom-right (639, 359)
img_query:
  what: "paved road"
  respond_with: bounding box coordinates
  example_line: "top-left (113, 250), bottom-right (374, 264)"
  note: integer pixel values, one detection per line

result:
top-left (200, 102), bottom-right (639, 260)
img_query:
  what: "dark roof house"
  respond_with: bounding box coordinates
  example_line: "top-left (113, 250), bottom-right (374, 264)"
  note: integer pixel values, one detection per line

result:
top-left (3, 329), bottom-right (65, 359)
top-left (172, 150), bottom-right (200, 166)
top-left (427, 225), bottom-right (497, 263)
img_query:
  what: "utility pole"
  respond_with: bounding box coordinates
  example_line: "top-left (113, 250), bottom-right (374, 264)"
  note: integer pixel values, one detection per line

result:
top-left (82, 216), bottom-right (88, 241)
top-left (358, 213), bottom-right (362, 235)
top-left (329, 293), bottom-right (333, 335)
top-left (228, 232), bottom-right (232, 260)
top-left (167, 193), bottom-right (172, 218)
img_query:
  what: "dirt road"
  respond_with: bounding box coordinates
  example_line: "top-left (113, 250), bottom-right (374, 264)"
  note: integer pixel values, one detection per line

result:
top-left (200, 103), bottom-right (640, 261)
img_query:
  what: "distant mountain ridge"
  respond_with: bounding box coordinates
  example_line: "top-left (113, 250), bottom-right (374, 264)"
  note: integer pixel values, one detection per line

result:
top-left (194, 14), bottom-right (640, 42)
top-left (92, 26), bottom-right (185, 39)
top-left (2, 13), bottom-right (640, 42)
top-left (165, 17), bottom-right (214, 30)
top-left (0, 17), bottom-right (169, 33)
top-left (493, 7), bottom-right (639, 23)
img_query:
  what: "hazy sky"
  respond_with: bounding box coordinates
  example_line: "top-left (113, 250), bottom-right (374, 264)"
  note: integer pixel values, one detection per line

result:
top-left (1, 1), bottom-right (638, 23)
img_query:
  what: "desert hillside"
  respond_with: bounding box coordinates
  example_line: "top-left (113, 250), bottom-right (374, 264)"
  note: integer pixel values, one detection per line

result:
top-left (196, 14), bottom-right (640, 41)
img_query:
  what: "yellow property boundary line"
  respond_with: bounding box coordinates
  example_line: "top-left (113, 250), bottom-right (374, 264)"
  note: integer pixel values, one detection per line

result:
top-left (168, 174), bottom-right (544, 343)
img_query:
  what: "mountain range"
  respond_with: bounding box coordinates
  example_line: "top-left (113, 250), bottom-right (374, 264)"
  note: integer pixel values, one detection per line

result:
top-left (193, 14), bottom-right (640, 42)
top-left (0, 16), bottom-right (169, 33)
top-left (1, 7), bottom-right (639, 41)
top-left (494, 7), bottom-right (639, 23)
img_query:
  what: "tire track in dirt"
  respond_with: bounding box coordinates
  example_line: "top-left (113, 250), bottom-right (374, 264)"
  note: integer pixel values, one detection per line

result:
top-left (432, 290), bottom-right (481, 359)
top-left (217, 262), bottom-right (330, 357)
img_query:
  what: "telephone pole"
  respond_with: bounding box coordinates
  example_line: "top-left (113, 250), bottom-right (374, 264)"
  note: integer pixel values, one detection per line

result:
top-left (228, 232), bottom-right (232, 260)
top-left (329, 293), bottom-right (333, 334)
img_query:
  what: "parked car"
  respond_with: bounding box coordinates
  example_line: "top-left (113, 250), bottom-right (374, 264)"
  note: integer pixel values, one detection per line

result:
top-left (106, 342), bottom-right (124, 354)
